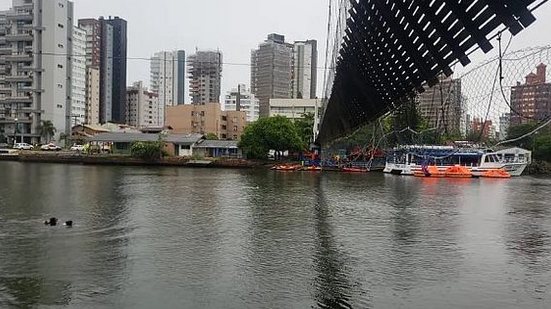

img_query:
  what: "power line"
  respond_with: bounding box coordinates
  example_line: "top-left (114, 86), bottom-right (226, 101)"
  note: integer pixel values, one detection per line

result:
top-left (26, 51), bottom-right (335, 71)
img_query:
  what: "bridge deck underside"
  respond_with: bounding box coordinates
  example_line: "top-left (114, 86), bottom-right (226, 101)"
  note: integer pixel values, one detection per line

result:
top-left (318, 0), bottom-right (541, 144)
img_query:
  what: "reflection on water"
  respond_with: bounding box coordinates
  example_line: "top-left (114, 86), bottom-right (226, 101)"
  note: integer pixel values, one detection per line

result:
top-left (313, 179), bottom-right (356, 309)
top-left (0, 162), bottom-right (550, 308)
top-left (0, 277), bottom-right (71, 307)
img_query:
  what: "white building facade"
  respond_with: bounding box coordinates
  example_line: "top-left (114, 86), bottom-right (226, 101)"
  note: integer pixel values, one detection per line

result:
top-left (224, 84), bottom-right (260, 123)
top-left (269, 98), bottom-right (320, 120)
top-left (71, 26), bottom-right (87, 125)
top-left (0, 0), bottom-right (74, 143)
top-left (151, 50), bottom-right (185, 107)
top-left (292, 40), bottom-right (317, 99)
top-left (126, 81), bottom-right (162, 128)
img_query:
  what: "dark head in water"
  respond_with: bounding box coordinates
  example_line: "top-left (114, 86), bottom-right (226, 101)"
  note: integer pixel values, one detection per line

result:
top-left (44, 217), bottom-right (58, 226)
top-left (64, 221), bottom-right (73, 227)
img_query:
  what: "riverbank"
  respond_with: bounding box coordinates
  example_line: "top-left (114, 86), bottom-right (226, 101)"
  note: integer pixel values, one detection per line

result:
top-left (526, 160), bottom-right (551, 175)
top-left (0, 152), bottom-right (266, 169)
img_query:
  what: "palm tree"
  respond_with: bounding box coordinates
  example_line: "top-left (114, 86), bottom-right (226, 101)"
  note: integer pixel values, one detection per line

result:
top-left (38, 120), bottom-right (56, 143)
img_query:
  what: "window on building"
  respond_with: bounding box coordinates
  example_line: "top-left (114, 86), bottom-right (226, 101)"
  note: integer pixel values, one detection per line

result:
top-left (58, 23), bottom-right (64, 29)
top-left (57, 64), bottom-right (63, 69)
top-left (58, 44), bottom-right (64, 48)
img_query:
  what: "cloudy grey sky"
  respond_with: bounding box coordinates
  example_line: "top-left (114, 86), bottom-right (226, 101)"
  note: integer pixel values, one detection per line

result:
top-left (1, 0), bottom-right (551, 101)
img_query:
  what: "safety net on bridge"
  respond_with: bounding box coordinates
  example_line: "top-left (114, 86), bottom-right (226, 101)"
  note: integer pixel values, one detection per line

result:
top-left (317, 0), bottom-right (547, 144)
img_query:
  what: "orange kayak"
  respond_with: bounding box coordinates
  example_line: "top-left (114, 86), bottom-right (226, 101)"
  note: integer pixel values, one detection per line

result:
top-left (414, 166), bottom-right (445, 177)
top-left (444, 165), bottom-right (472, 178)
top-left (342, 167), bottom-right (369, 173)
top-left (303, 166), bottom-right (322, 171)
top-left (481, 169), bottom-right (511, 178)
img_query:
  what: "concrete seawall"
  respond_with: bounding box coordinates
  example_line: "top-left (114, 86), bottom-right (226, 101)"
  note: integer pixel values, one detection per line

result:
top-left (0, 152), bottom-right (261, 169)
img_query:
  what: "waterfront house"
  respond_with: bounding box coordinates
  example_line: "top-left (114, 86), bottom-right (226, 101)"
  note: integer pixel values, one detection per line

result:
top-left (88, 132), bottom-right (161, 154)
top-left (192, 140), bottom-right (242, 158)
top-left (164, 134), bottom-right (204, 157)
top-left (88, 132), bottom-right (205, 156)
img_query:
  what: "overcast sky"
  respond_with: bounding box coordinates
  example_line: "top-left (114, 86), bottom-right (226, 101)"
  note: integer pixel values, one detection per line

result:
top-left (1, 0), bottom-right (551, 101)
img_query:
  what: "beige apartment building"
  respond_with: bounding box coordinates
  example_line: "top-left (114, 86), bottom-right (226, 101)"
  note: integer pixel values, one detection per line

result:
top-left (166, 103), bottom-right (246, 140)
top-left (85, 66), bottom-right (100, 125)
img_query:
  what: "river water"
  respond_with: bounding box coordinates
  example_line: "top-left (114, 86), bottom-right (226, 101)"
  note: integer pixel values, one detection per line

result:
top-left (0, 161), bottom-right (550, 308)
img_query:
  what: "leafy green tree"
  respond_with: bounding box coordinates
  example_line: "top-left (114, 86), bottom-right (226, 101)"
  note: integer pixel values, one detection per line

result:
top-left (507, 123), bottom-right (538, 149)
top-left (505, 123), bottom-right (551, 162)
top-left (205, 133), bottom-right (219, 140)
top-left (37, 120), bottom-right (56, 143)
top-left (534, 134), bottom-right (551, 161)
top-left (239, 116), bottom-right (305, 159)
top-left (294, 112), bottom-right (315, 145)
top-left (131, 140), bottom-right (165, 161)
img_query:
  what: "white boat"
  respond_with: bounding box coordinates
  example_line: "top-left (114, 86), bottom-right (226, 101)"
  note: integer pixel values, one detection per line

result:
top-left (472, 147), bottom-right (532, 177)
top-left (384, 146), bottom-right (531, 177)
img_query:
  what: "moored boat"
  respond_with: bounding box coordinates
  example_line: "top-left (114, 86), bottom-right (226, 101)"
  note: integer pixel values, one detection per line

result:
top-left (342, 167), bottom-right (369, 173)
top-left (302, 165), bottom-right (322, 172)
top-left (480, 169), bottom-right (512, 179)
top-left (272, 164), bottom-right (302, 171)
top-left (385, 145), bottom-right (531, 177)
top-left (444, 165), bottom-right (472, 178)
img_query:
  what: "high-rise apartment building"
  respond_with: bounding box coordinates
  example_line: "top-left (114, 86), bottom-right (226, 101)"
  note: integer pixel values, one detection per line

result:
top-left (79, 16), bottom-right (127, 125)
top-left (510, 63), bottom-right (551, 125)
top-left (251, 34), bottom-right (293, 117)
top-left (78, 18), bottom-right (102, 125)
top-left (187, 50), bottom-right (222, 105)
top-left (470, 118), bottom-right (494, 140)
top-left (499, 113), bottom-right (511, 141)
top-left (224, 84), bottom-right (260, 123)
top-left (417, 75), bottom-right (462, 134)
top-left (85, 67), bottom-right (100, 125)
top-left (151, 50), bottom-right (186, 107)
top-left (126, 81), bottom-right (162, 128)
top-left (77, 18), bottom-right (101, 67)
top-left (71, 27), bottom-right (87, 126)
top-left (292, 40), bottom-right (318, 99)
top-left (101, 16), bottom-right (127, 124)
top-left (0, 0), bottom-right (74, 144)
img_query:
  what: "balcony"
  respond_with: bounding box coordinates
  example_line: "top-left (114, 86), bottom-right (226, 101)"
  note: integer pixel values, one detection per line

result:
top-left (0, 87), bottom-right (11, 93)
top-left (6, 33), bottom-right (33, 42)
top-left (19, 86), bottom-right (43, 93)
top-left (4, 53), bottom-right (32, 62)
top-left (0, 47), bottom-right (12, 55)
top-left (18, 65), bottom-right (42, 72)
top-left (0, 95), bottom-right (32, 103)
top-left (18, 23), bottom-right (34, 30)
top-left (6, 11), bottom-right (33, 21)
top-left (5, 74), bottom-right (33, 82)
top-left (0, 117), bottom-right (33, 124)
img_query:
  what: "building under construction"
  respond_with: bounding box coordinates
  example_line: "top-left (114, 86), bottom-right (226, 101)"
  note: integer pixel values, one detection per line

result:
top-left (187, 51), bottom-right (222, 105)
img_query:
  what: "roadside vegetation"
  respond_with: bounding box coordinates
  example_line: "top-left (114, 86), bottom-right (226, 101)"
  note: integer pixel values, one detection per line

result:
top-left (130, 140), bottom-right (165, 161)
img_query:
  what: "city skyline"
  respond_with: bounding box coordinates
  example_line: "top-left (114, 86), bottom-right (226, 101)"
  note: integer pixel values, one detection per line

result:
top-left (67, 0), bottom-right (551, 102)
top-left (1, 0), bottom-right (551, 102)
